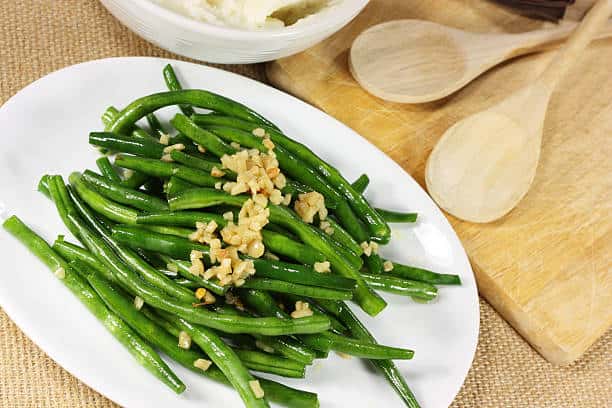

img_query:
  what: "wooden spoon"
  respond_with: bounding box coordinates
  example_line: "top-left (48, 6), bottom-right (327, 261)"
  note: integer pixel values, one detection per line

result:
top-left (424, 0), bottom-right (612, 223)
top-left (349, 17), bottom-right (612, 103)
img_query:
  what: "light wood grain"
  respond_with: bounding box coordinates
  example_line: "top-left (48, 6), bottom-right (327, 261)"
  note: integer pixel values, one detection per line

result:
top-left (349, 18), bottom-right (612, 103)
top-left (267, 0), bottom-right (612, 364)
top-left (425, 0), bottom-right (612, 223)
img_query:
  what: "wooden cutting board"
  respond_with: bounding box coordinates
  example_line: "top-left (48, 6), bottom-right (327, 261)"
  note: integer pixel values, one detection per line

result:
top-left (267, 0), bottom-right (612, 365)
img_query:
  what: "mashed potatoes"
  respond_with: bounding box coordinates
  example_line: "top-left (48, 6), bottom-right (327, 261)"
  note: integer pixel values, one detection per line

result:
top-left (153, 0), bottom-right (333, 29)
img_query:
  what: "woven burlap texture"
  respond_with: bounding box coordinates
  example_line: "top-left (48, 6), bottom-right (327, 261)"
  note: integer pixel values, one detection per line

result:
top-left (1, 1), bottom-right (610, 407)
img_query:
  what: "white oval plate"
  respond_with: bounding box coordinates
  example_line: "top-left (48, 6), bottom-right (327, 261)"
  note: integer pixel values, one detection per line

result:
top-left (0, 57), bottom-right (478, 408)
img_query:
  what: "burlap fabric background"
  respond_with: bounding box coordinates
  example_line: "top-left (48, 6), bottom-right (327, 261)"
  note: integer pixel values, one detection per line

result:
top-left (0, 1), bottom-right (610, 407)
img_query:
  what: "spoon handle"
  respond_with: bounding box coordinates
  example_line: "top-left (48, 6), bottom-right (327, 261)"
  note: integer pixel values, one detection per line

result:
top-left (538, 0), bottom-right (612, 90)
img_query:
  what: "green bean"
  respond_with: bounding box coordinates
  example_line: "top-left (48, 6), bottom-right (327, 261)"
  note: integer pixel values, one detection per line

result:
top-left (115, 154), bottom-right (218, 187)
top-left (279, 294), bottom-right (347, 334)
top-left (45, 175), bottom-right (83, 240)
top-left (168, 188), bottom-right (385, 316)
top-left (81, 170), bottom-right (169, 212)
top-left (264, 223), bottom-right (298, 241)
top-left (38, 175), bottom-right (51, 198)
top-left (281, 179), bottom-right (311, 197)
top-left (158, 311), bottom-right (271, 408)
top-left (234, 349), bottom-right (306, 378)
top-left (320, 331), bottom-right (413, 360)
top-left (323, 217), bottom-right (362, 256)
top-left (121, 169), bottom-right (150, 189)
top-left (171, 114), bottom-right (236, 157)
top-left (319, 301), bottom-right (420, 408)
top-left (351, 174), bottom-right (370, 194)
top-left (138, 224), bottom-right (194, 239)
top-left (96, 156), bottom-right (122, 183)
top-left (146, 112), bottom-right (166, 135)
top-left (159, 254), bottom-right (227, 296)
top-left (69, 172), bottom-right (138, 224)
top-left (252, 259), bottom-right (356, 291)
top-left (103, 106), bottom-right (160, 143)
top-left (162, 64), bottom-right (195, 116)
top-left (206, 125), bottom-right (342, 209)
top-left (165, 176), bottom-right (198, 197)
top-left (112, 224), bottom-right (210, 260)
top-left (61, 179), bottom-right (197, 303)
top-left (261, 230), bottom-right (325, 265)
top-left (191, 114), bottom-right (390, 241)
top-left (364, 253), bottom-right (385, 275)
top-left (362, 273), bottom-right (437, 300)
top-left (376, 208), bottom-right (418, 223)
top-left (52, 237), bottom-right (113, 280)
top-left (169, 150), bottom-right (235, 178)
top-left (385, 261), bottom-right (461, 285)
top-left (239, 289), bottom-right (287, 319)
top-left (89, 132), bottom-right (165, 158)
top-left (137, 211), bottom-right (226, 228)
top-left (242, 278), bottom-right (352, 301)
top-left (108, 90), bottom-right (275, 136)
top-left (2, 216), bottom-right (185, 394)
top-left (140, 309), bottom-right (318, 408)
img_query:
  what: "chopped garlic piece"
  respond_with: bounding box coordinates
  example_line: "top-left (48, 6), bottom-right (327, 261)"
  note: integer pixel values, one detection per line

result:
top-left (133, 296), bottom-right (144, 310)
top-left (163, 143), bottom-right (185, 154)
top-left (159, 134), bottom-right (170, 145)
top-left (291, 301), bottom-right (313, 318)
top-left (252, 128), bottom-right (266, 137)
top-left (54, 267), bottom-right (66, 280)
top-left (178, 331), bottom-right (192, 349)
top-left (314, 261), bottom-right (331, 273)
top-left (193, 358), bottom-right (212, 371)
top-left (294, 191), bottom-right (327, 223)
top-left (249, 380), bottom-right (265, 399)
top-left (383, 260), bottom-right (394, 272)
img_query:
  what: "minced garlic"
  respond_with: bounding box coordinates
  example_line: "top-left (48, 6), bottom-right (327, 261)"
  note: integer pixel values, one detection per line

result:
top-left (291, 301), bottom-right (313, 318)
top-left (383, 260), bottom-right (394, 272)
top-left (193, 358), bottom-right (212, 371)
top-left (178, 331), bottom-right (191, 349)
top-left (249, 380), bottom-right (265, 399)
top-left (314, 261), bottom-right (331, 273)
top-left (294, 191), bottom-right (327, 223)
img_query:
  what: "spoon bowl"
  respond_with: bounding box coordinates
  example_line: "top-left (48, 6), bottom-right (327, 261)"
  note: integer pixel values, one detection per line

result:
top-left (350, 18), bottom-right (612, 103)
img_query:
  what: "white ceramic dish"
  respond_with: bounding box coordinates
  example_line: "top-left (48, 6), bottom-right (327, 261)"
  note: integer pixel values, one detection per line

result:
top-left (0, 57), bottom-right (478, 408)
top-left (98, 0), bottom-right (369, 63)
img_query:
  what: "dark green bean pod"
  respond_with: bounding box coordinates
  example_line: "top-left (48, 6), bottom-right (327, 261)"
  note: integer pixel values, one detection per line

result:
top-left (2, 216), bottom-right (185, 394)
top-left (364, 253), bottom-right (385, 275)
top-left (146, 112), bottom-right (166, 135)
top-left (170, 150), bottom-right (235, 179)
top-left (121, 170), bottom-right (150, 189)
top-left (96, 156), bottom-right (122, 183)
top-left (384, 261), bottom-right (461, 285)
top-left (362, 273), bottom-right (438, 300)
top-left (81, 170), bottom-right (169, 212)
top-left (114, 154), bottom-right (218, 187)
top-left (162, 64), bottom-right (195, 116)
top-left (191, 114), bottom-right (390, 241)
top-left (165, 176), bottom-right (198, 197)
top-left (318, 300), bottom-right (420, 408)
top-left (323, 217), bottom-right (362, 256)
top-left (137, 211), bottom-right (226, 228)
top-left (241, 278), bottom-right (352, 301)
top-left (171, 114), bottom-right (236, 157)
top-left (251, 259), bottom-right (356, 291)
top-left (137, 224), bottom-right (194, 239)
top-left (261, 230), bottom-right (325, 265)
top-left (158, 311), bottom-right (271, 408)
top-left (320, 331), bottom-right (414, 360)
top-left (376, 208), bottom-right (418, 223)
top-left (234, 349), bottom-right (306, 378)
top-left (278, 294), bottom-right (347, 334)
top-left (108, 90), bottom-right (275, 136)
top-left (89, 132), bottom-right (165, 158)
top-left (351, 174), bottom-right (370, 194)
top-left (52, 238), bottom-right (115, 281)
top-left (69, 172), bottom-right (138, 224)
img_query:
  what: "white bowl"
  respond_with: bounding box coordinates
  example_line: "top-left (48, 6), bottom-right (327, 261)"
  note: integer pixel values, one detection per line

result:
top-left (99, 0), bottom-right (369, 63)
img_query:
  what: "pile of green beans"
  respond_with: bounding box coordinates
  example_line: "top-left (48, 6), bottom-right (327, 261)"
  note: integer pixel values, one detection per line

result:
top-left (2, 64), bottom-right (463, 408)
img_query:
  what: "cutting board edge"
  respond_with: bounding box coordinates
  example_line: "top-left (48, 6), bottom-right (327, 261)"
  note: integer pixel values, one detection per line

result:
top-left (471, 260), bottom-right (611, 365)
